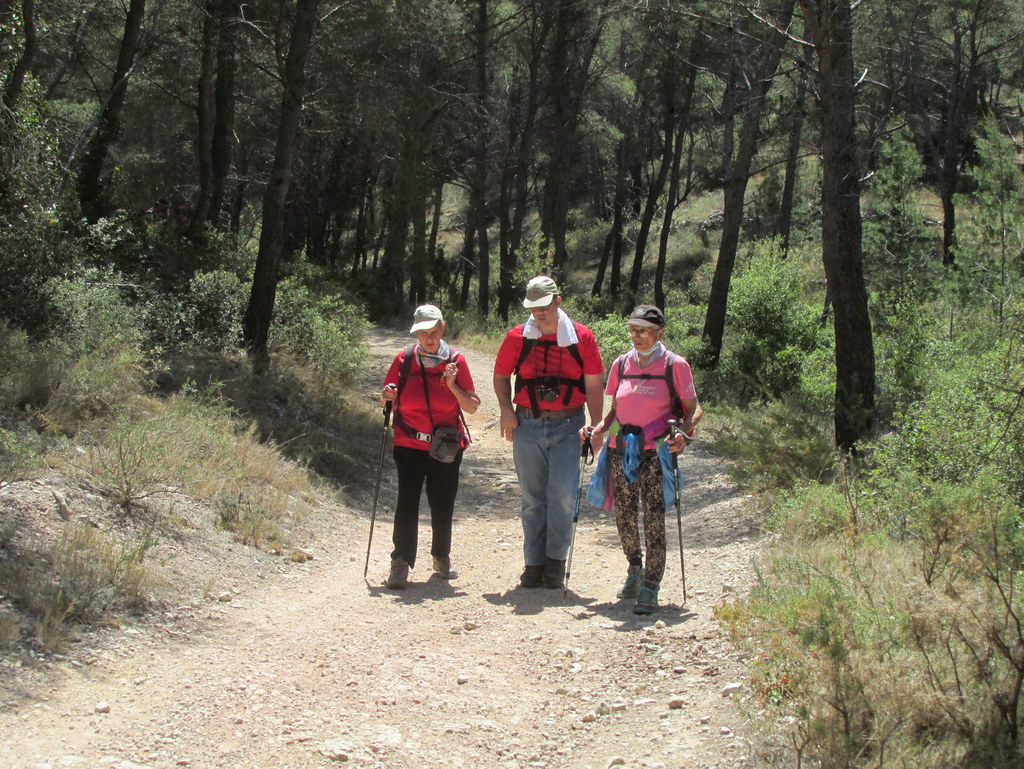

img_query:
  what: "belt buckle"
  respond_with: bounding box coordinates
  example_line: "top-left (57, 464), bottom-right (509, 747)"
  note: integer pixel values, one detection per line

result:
top-left (416, 431), bottom-right (432, 442)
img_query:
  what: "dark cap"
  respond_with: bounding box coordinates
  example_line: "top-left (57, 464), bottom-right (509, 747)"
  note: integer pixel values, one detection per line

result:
top-left (627, 304), bottom-right (665, 328)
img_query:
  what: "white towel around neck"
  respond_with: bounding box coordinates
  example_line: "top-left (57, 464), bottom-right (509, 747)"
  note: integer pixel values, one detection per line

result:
top-left (522, 307), bottom-right (579, 346)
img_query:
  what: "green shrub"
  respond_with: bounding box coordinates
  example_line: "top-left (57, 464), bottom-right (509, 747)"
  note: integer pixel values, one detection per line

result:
top-left (0, 427), bottom-right (44, 484)
top-left (873, 330), bottom-right (1024, 502)
top-left (183, 270), bottom-right (247, 350)
top-left (40, 340), bottom-right (147, 434)
top-left (271, 278), bottom-right (368, 390)
top-left (714, 399), bottom-right (836, 495)
top-left (714, 238), bottom-right (824, 402)
top-left (870, 289), bottom-right (937, 422)
top-left (213, 492), bottom-right (284, 551)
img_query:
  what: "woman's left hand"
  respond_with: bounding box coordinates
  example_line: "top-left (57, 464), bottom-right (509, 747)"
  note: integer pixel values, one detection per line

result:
top-left (443, 362), bottom-right (459, 387)
top-left (666, 431), bottom-right (689, 453)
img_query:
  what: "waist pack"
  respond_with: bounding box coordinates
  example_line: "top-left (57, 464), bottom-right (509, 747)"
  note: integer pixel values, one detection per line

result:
top-left (428, 426), bottom-right (461, 463)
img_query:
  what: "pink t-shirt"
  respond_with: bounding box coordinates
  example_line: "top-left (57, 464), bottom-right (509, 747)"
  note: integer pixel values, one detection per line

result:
top-left (605, 350), bottom-right (696, 450)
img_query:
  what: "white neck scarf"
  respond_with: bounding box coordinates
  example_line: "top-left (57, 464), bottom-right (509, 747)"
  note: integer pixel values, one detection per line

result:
top-left (628, 340), bottom-right (665, 364)
top-left (417, 339), bottom-right (451, 367)
top-left (522, 307), bottom-right (579, 346)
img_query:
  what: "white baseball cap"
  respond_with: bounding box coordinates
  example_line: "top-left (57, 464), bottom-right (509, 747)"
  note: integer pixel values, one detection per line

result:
top-left (409, 304), bottom-right (444, 333)
top-left (522, 276), bottom-right (560, 308)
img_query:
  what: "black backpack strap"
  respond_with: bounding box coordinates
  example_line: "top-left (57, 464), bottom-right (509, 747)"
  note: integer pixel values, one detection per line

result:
top-left (616, 350), bottom-right (685, 420)
top-left (663, 351), bottom-right (685, 419)
top-left (392, 344), bottom-right (418, 437)
top-left (513, 328), bottom-right (586, 415)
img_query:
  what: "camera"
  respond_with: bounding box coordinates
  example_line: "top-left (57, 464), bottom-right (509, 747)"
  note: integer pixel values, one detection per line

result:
top-left (536, 378), bottom-right (559, 402)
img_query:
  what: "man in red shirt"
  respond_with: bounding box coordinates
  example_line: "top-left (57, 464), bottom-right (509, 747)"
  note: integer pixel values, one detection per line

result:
top-left (493, 276), bottom-right (604, 589)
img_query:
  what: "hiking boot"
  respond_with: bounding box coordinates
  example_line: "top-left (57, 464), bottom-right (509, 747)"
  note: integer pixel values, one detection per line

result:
top-left (386, 557), bottom-right (409, 590)
top-left (544, 558), bottom-right (566, 590)
top-left (431, 556), bottom-right (458, 580)
top-left (617, 564), bottom-right (644, 599)
top-left (519, 564), bottom-right (545, 588)
top-left (633, 580), bottom-right (660, 615)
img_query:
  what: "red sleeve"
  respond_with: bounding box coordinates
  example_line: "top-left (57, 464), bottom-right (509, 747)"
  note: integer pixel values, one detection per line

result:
top-left (454, 352), bottom-right (475, 392)
top-left (493, 326), bottom-right (525, 376)
top-left (576, 324), bottom-right (605, 375)
top-left (383, 351), bottom-right (404, 388)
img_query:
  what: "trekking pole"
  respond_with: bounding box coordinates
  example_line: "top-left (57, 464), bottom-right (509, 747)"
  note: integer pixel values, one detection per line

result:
top-left (667, 420), bottom-right (687, 605)
top-left (564, 433), bottom-right (595, 597)
top-left (364, 397), bottom-right (394, 582)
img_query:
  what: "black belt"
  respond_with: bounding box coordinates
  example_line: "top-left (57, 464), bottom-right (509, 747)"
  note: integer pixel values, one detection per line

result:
top-left (516, 405), bottom-right (585, 420)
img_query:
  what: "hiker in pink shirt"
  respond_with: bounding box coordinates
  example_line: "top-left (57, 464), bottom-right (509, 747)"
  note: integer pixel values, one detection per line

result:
top-left (582, 304), bottom-right (703, 614)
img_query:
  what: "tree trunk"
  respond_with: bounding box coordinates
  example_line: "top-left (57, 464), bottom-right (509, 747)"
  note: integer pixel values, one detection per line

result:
top-left (472, 0), bottom-right (490, 315)
top-left (76, 0), bottom-right (146, 223)
top-left (209, 0), bottom-right (240, 225)
top-left (778, 62), bottom-right (807, 255)
top-left (1, 0), bottom-right (36, 118)
top-left (625, 115), bottom-right (673, 312)
top-left (0, 0), bottom-right (36, 209)
top-left (801, 0), bottom-right (875, 450)
top-left (655, 123), bottom-right (684, 310)
top-left (242, 0), bottom-right (319, 369)
top-left (702, 1), bottom-right (793, 366)
top-left (654, 43), bottom-right (698, 310)
top-left (191, 0), bottom-right (222, 235)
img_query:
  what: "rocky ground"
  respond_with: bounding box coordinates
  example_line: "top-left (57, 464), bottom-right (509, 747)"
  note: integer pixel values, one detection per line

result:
top-left (0, 327), bottom-right (767, 769)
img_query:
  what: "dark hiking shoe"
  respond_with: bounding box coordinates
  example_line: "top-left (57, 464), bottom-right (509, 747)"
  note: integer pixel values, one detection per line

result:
top-left (386, 558), bottom-right (409, 589)
top-left (431, 556), bottom-right (458, 580)
top-left (617, 564), bottom-right (644, 599)
top-left (544, 558), bottom-right (566, 590)
top-left (519, 564), bottom-right (545, 588)
top-left (633, 580), bottom-right (660, 615)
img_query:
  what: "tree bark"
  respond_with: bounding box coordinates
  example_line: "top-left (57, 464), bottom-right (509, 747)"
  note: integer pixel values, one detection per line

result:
top-left (1, 0), bottom-right (36, 118)
top-left (702, 0), bottom-right (794, 366)
top-left (191, 0), bottom-right (223, 235)
top-left (778, 62), bottom-right (808, 255)
top-left (801, 0), bottom-right (875, 450)
top-left (76, 0), bottom-right (146, 223)
top-left (242, 0), bottom-right (319, 369)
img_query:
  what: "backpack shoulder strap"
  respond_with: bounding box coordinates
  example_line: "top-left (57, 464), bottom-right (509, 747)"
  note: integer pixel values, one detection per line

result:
top-left (397, 344), bottom-right (417, 396)
top-left (663, 351), bottom-right (686, 419)
top-left (513, 336), bottom-right (536, 374)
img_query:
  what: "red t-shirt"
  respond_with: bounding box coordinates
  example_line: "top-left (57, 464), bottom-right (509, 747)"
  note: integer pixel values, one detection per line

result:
top-left (384, 346), bottom-right (474, 450)
top-left (493, 322), bottom-right (603, 411)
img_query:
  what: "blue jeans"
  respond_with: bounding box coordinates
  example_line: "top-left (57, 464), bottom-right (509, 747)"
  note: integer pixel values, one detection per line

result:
top-left (512, 408), bottom-right (586, 565)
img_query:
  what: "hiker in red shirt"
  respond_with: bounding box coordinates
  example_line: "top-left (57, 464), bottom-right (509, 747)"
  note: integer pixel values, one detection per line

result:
top-left (380, 305), bottom-right (480, 589)
top-left (493, 276), bottom-right (604, 589)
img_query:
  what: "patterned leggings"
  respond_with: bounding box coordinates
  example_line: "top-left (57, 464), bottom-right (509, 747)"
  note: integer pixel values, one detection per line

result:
top-left (610, 452), bottom-right (666, 584)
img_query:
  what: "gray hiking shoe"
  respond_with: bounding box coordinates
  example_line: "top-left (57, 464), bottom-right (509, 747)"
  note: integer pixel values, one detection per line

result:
top-left (633, 580), bottom-right (660, 615)
top-left (386, 557), bottom-right (409, 589)
top-left (432, 556), bottom-right (458, 580)
top-left (617, 564), bottom-right (644, 599)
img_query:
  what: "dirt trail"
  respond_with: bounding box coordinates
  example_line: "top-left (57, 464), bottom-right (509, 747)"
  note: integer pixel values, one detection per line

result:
top-left (0, 328), bottom-right (764, 769)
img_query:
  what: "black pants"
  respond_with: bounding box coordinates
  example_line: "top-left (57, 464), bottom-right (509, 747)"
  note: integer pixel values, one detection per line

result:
top-left (391, 445), bottom-right (464, 568)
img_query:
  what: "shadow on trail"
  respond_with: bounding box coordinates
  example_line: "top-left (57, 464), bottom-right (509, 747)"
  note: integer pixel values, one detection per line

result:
top-left (365, 578), bottom-right (468, 605)
top-left (567, 597), bottom-right (699, 631)
top-left (482, 587), bottom-right (598, 616)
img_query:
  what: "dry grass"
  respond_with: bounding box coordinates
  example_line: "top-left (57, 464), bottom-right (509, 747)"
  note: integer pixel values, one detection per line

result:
top-left (0, 521), bottom-right (157, 652)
